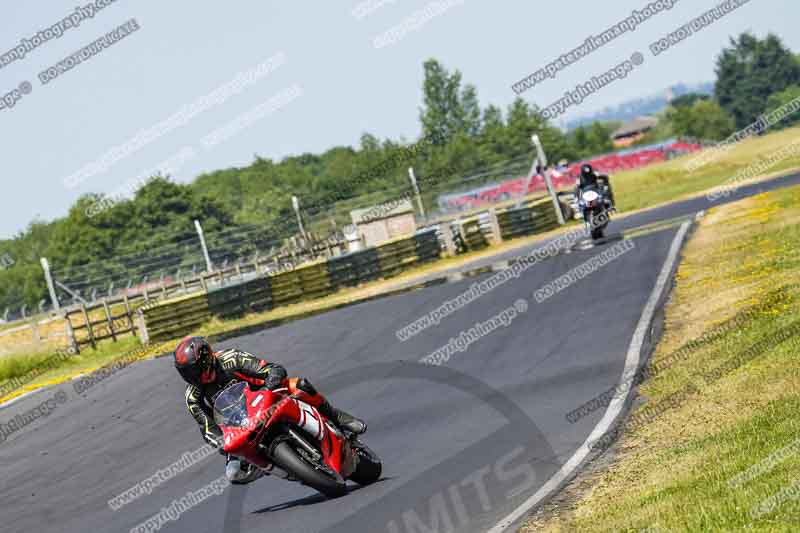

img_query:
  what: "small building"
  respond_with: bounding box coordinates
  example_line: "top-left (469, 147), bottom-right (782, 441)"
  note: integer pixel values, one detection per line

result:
top-left (611, 116), bottom-right (658, 148)
top-left (350, 198), bottom-right (417, 248)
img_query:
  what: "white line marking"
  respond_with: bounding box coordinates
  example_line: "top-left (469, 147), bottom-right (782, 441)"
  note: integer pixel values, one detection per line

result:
top-left (0, 388), bottom-right (45, 409)
top-left (488, 221), bottom-right (692, 533)
top-left (0, 370), bottom-right (92, 411)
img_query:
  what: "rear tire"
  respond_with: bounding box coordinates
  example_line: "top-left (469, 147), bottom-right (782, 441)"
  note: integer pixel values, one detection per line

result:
top-left (349, 443), bottom-right (382, 486)
top-left (271, 441), bottom-right (347, 498)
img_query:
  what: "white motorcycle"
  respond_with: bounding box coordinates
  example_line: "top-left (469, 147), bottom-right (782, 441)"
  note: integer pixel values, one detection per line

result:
top-left (578, 186), bottom-right (610, 240)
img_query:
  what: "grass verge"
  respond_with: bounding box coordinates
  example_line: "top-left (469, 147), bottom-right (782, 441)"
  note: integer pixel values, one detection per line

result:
top-left (0, 336), bottom-right (178, 405)
top-left (522, 184), bottom-right (800, 531)
top-left (615, 126), bottom-right (800, 212)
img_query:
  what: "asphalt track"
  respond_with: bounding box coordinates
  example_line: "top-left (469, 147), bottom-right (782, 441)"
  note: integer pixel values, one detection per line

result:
top-left (2, 173), bottom-right (799, 533)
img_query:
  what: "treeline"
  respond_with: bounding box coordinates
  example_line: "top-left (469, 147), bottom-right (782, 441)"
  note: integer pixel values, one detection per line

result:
top-left (1, 33), bottom-right (798, 315)
top-left (640, 34), bottom-right (800, 143)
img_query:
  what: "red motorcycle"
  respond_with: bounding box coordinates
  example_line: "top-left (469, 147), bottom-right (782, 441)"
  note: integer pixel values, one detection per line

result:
top-left (213, 381), bottom-right (382, 498)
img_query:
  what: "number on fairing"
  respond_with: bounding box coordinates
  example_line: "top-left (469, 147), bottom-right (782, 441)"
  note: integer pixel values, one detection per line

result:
top-left (582, 190), bottom-right (599, 203)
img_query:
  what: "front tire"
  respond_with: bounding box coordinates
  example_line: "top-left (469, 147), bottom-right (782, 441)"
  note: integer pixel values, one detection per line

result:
top-left (349, 443), bottom-right (382, 485)
top-left (271, 441), bottom-right (347, 498)
top-left (589, 211), bottom-right (607, 240)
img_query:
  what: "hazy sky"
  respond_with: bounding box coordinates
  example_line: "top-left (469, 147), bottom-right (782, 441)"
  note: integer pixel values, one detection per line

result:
top-left (1, 0), bottom-right (797, 238)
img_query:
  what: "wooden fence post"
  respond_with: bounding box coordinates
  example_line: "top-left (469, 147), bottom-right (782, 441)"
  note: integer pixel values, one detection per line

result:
top-left (488, 208), bottom-right (503, 244)
top-left (441, 224), bottom-right (457, 256)
top-left (30, 321), bottom-right (41, 343)
top-left (123, 294), bottom-right (135, 337)
top-left (102, 300), bottom-right (117, 342)
top-left (81, 304), bottom-right (96, 350)
top-left (136, 309), bottom-right (149, 346)
top-left (65, 316), bottom-right (79, 354)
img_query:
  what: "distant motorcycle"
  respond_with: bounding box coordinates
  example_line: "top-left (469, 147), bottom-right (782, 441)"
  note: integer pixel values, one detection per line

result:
top-left (578, 184), bottom-right (611, 240)
top-left (214, 381), bottom-right (382, 498)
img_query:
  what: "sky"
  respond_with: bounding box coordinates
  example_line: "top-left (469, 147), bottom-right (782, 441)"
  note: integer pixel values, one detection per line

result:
top-left (1, 0), bottom-right (798, 239)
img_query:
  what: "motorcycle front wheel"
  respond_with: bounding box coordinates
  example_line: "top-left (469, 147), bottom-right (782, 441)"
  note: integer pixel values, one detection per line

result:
top-left (588, 212), bottom-right (607, 240)
top-left (349, 442), bottom-right (382, 485)
top-left (271, 441), bottom-right (347, 498)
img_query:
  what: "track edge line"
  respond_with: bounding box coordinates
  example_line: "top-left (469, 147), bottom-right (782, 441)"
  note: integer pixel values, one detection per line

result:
top-left (487, 220), bottom-right (693, 533)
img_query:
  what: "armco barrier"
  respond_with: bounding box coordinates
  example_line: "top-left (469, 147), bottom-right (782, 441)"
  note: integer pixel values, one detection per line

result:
top-left (497, 202), bottom-right (560, 240)
top-left (138, 229), bottom-right (441, 342)
top-left (270, 260), bottom-right (331, 307)
top-left (139, 293), bottom-right (211, 344)
top-left (207, 277), bottom-right (273, 319)
top-left (459, 218), bottom-right (489, 252)
top-left (328, 248), bottom-right (382, 291)
top-left (446, 196), bottom-right (564, 252)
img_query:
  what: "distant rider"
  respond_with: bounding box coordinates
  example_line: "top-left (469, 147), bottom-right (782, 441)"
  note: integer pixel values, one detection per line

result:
top-left (174, 336), bottom-right (366, 484)
top-left (575, 163), bottom-right (616, 219)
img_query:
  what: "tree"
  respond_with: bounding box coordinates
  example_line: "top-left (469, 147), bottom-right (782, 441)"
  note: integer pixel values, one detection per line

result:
top-left (586, 122), bottom-right (614, 155)
top-left (419, 59), bottom-right (482, 144)
top-left (566, 122), bottom-right (615, 159)
top-left (477, 105), bottom-right (506, 164)
top-left (459, 84), bottom-right (482, 137)
top-left (715, 33), bottom-right (800, 128)
top-left (764, 85), bottom-right (800, 129)
top-left (568, 126), bottom-right (591, 158)
top-left (503, 99), bottom-right (572, 162)
top-left (670, 93), bottom-right (710, 109)
top-left (666, 100), bottom-right (735, 141)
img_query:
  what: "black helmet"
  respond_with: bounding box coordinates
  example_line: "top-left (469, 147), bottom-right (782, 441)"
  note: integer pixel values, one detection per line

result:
top-left (581, 164), bottom-right (594, 177)
top-left (174, 336), bottom-right (215, 386)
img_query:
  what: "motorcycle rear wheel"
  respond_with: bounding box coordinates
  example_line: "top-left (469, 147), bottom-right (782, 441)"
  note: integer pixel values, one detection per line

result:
top-left (271, 441), bottom-right (348, 498)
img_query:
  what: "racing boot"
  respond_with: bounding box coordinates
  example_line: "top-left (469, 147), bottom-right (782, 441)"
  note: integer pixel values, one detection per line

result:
top-left (226, 456), bottom-right (265, 485)
top-left (319, 400), bottom-right (367, 435)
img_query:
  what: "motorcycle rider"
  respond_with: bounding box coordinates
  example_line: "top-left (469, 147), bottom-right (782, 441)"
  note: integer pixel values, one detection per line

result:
top-left (575, 163), bottom-right (616, 221)
top-left (174, 335), bottom-right (367, 484)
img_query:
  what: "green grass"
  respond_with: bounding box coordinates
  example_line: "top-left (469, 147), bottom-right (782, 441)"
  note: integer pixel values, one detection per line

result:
top-left (614, 126), bottom-right (800, 213)
top-left (523, 185), bottom-right (800, 532)
top-left (0, 336), bottom-right (160, 403)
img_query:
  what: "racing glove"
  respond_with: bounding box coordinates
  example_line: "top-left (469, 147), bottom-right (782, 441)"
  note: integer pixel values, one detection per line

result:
top-left (261, 363), bottom-right (287, 390)
top-left (203, 430), bottom-right (227, 455)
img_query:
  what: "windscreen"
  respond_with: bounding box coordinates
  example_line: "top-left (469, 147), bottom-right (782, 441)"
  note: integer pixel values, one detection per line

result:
top-left (213, 382), bottom-right (250, 428)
